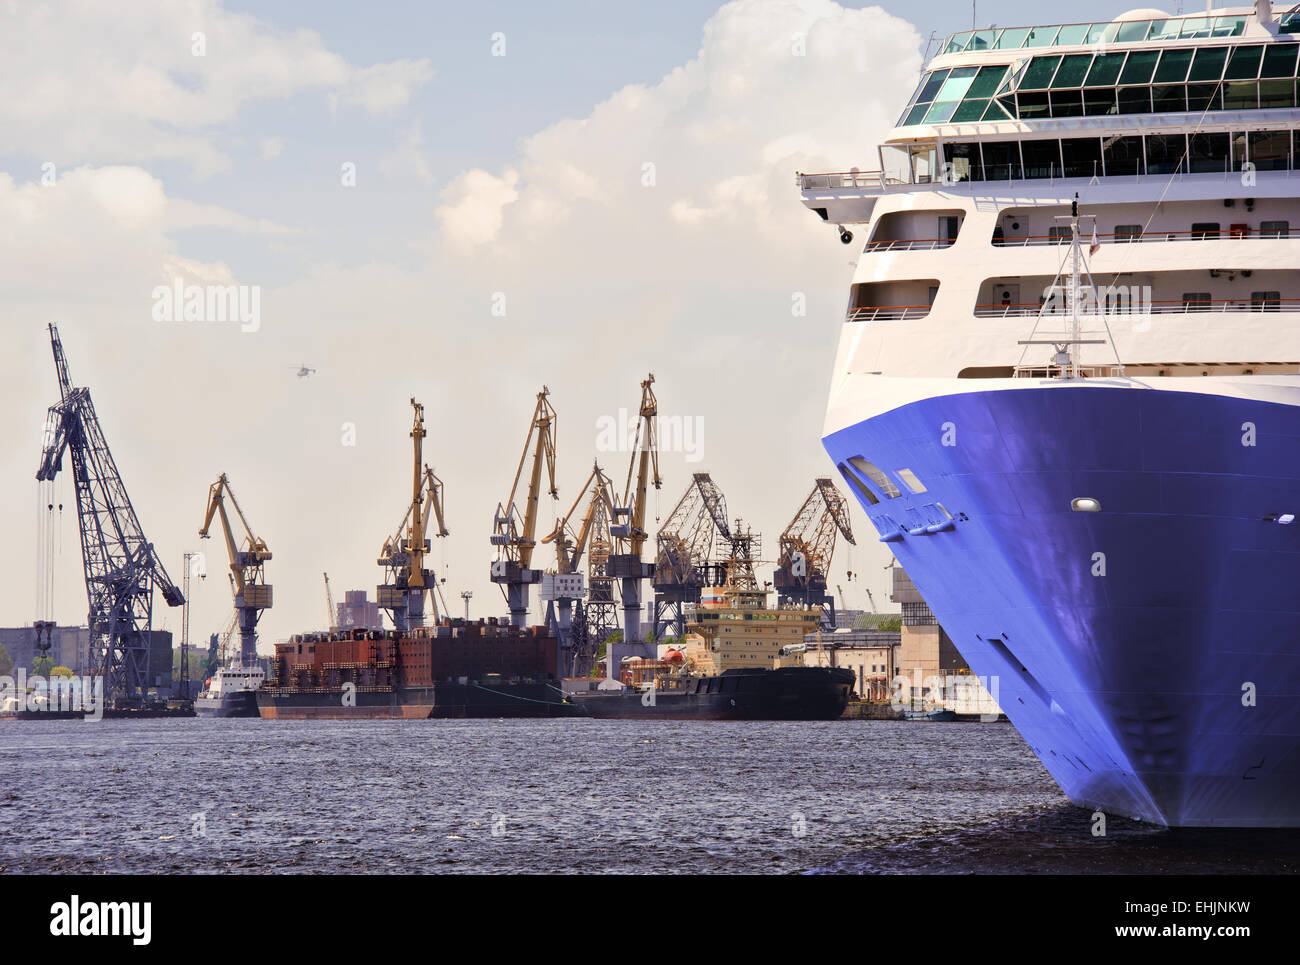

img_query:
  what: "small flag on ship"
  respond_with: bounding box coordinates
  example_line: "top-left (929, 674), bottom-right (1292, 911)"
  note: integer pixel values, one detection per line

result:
top-left (1089, 225), bottom-right (1101, 256)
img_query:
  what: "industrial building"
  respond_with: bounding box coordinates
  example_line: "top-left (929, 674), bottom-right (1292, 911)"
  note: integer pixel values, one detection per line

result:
top-left (788, 628), bottom-right (900, 701)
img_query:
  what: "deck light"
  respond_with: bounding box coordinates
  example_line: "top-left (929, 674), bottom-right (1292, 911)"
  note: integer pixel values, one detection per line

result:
top-left (1071, 497), bottom-right (1101, 512)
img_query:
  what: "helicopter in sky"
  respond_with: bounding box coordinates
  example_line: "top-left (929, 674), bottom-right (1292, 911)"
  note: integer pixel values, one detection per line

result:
top-left (291, 364), bottom-right (317, 379)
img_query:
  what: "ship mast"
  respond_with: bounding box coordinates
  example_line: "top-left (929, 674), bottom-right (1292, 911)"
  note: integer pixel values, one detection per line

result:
top-left (1013, 194), bottom-right (1124, 380)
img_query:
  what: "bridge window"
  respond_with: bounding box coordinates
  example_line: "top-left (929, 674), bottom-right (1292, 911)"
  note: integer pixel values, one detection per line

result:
top-left (1250, 130), bottom-right (1291, 171)
top-left (1188, 132), bottom-right (1230, 173)
top-left (1191, 222), bottom-right (1220, 240)
top-left (1103, 135), bottom-right (1144, 176)
top-left (1261, 220), bottom-right (1290, 238)
top-left (1114, 224), bottom-right (1143, 243)
top-left (1182, 292), bottom-right (1212, 311)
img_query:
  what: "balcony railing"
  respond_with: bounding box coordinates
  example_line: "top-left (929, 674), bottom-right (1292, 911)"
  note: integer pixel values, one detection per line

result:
top-left (846, 306), bottom-right (934, 321)
top-left (994, 228), bottom-right (1294, 247)
top-left (798, 171), bottom-right (906, 190)
top-left (863, 237), bottom-right (957, 252)
top-left (972, 298), bottom-right (1299, 318)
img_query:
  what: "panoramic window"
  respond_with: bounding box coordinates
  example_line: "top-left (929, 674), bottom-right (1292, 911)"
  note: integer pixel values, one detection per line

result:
top-left (848, 458), bottom-right (902, 499)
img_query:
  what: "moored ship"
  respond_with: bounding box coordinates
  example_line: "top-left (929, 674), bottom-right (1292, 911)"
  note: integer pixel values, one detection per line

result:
top-left (801, 5), bottom-right (1300, 825)
top-left (256, 620), bottom-right (579, 719)
top-left (573, 568), bottom-right (854, 720)
top-left (194, 661), bottom-right (263, 718)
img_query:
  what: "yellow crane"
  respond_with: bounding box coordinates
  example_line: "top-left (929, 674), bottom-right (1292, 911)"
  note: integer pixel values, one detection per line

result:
top-left (540, 461), bottom-right (614, 655)
top-left (491, 387), bottom-right (558, 627)
top-left (607, 374), bottom-right (662, 650)
top-left (377, 398), bottom-right (449, 631)
top-left (198, 473), bottom-right (272, 666)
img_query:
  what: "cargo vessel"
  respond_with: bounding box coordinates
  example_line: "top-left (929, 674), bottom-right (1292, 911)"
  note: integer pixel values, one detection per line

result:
top-left (573, 565), bottom-right (854, 720)
top-left (801, 5), bottom-right (1300, 825)
top-left (256, 620), bottom-right (579, 719)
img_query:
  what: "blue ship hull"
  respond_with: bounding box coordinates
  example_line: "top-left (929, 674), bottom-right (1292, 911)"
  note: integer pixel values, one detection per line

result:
top-left (824, 382), bottom-right (1300, 827)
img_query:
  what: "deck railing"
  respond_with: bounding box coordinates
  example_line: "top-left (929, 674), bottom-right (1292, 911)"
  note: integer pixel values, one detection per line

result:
top-left (994, 228), bottom-right (1294, 247)
top-left (971, 298), bottom-right (1298, 318)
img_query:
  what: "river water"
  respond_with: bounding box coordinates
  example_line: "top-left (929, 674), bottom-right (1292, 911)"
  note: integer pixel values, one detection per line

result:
top-left (1, 718), bottom-right (1295, 874)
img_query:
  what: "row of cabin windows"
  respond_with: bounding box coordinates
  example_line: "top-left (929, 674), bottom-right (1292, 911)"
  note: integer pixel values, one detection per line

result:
top-left (1021, 221), bottom-right (1291, 243)
top-left (940, 130), bottom-right (1296, 182)
top-left (1183, 291), bottom-right (1282, 309)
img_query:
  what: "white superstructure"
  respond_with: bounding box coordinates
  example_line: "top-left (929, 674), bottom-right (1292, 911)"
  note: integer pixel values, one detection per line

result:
top-left (802, 4), bottom-right (1300, 430)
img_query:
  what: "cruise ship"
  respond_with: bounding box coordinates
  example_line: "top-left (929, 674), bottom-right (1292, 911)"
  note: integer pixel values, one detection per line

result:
top-left (801, 4), bottom-right (1300, 826)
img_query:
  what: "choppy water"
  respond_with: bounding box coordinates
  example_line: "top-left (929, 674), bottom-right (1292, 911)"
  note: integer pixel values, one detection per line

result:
top-left (1, 719), bottom-right (1295, 874)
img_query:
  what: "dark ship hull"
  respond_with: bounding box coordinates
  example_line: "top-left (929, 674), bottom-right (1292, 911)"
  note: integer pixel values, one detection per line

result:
top-left (572, 667), bottom-right (855, 720)
top-left (257, 680), bottom-right (579, 719)
top-left (258, 622), bottom-right (577, 719)
top-left (194, 690), bottom-right (260, 718)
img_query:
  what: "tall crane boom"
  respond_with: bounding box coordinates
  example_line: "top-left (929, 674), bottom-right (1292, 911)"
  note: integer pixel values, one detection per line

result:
top-left (652, 472), bottom-right (731, 638)
top-left (35, 323), bottom-right (184, 709)
top-left (199, 472), bottom-right (273, 666)
top-left (378, 399), bottom-right (449, 631)
top-left (540, 462), bottom-right (614, 672)
top-left (490, 387), bottom-right (558, 628)
top-left (775, 478), bottom-right (856, 629)
top-left (606, 374), bottom-right (662, 675)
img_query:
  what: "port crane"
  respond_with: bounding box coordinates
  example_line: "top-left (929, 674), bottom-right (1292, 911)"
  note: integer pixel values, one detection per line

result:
top-left (540, 461), bottom-right (615, 673)
top-left (491, 387), bottom-right (558, 628)
top-left (323, 572), bottom-right (337, 632)
top-left (775, 478), bottom-right (856, 630)
top-left (36, 324), bottom-right (185, 709)
top-left (378, 398), bottom-right (449, 631)
top-left (606, 375), bottom-right (661, 655)
top-left (198, 473), bottom-right (273, 666)
top-left (652, 472), bottom-right (731, 639)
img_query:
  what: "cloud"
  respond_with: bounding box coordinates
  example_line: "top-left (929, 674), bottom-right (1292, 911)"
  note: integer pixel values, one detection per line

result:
top-left (0, 0), bottom-right (433, 175)
top-left (436, 168), bottom-right (521, 248)
top-left (433, 0), bottom-right (920, 267)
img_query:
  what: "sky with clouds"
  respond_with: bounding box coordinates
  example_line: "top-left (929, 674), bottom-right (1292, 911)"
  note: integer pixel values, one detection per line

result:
top-left (0, 0), bottom-right (1143, 649)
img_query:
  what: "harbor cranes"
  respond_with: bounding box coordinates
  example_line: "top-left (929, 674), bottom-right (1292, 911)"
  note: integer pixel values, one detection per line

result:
top-left (775, 479), bottom-right (856, 629)
top-left (378, 398), bottom-right (449, 631)
top-left (652, 472), bottom-right (731, 639)
top-left (607, 375), bottom-right (661, 647)
top-left (603, 374), bottom-right (662, 678)
top-left (540, 461), bottom-right (614, 671)
top-left (198, 473), bottom-right (273, 666)
top-left (36, 324), bottom-right (185, 709)
top-left (491, 388), bottom-right (558, 628)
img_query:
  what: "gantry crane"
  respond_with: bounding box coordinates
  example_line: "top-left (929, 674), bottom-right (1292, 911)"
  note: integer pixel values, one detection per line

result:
top-left (652, 472), bottom-right (731, 639)
top-left (36, 324), bottom-right (185, 709)
top-left (378, 398), bottom-right (449, 631)
top-left (540, 461), bottom-right (615, 672)
top-left (491, 387), bottom-right (558, 628)
top-left (606, 374), bottom-right (661, 672)
top-left (199, 473), bottom-right (273, 666)
top-left (775, 478), bottom-right (856, 629)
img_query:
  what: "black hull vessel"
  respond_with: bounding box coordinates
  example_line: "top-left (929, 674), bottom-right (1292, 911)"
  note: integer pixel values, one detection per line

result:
top-left (572, 667), bottom-right (854, 720)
